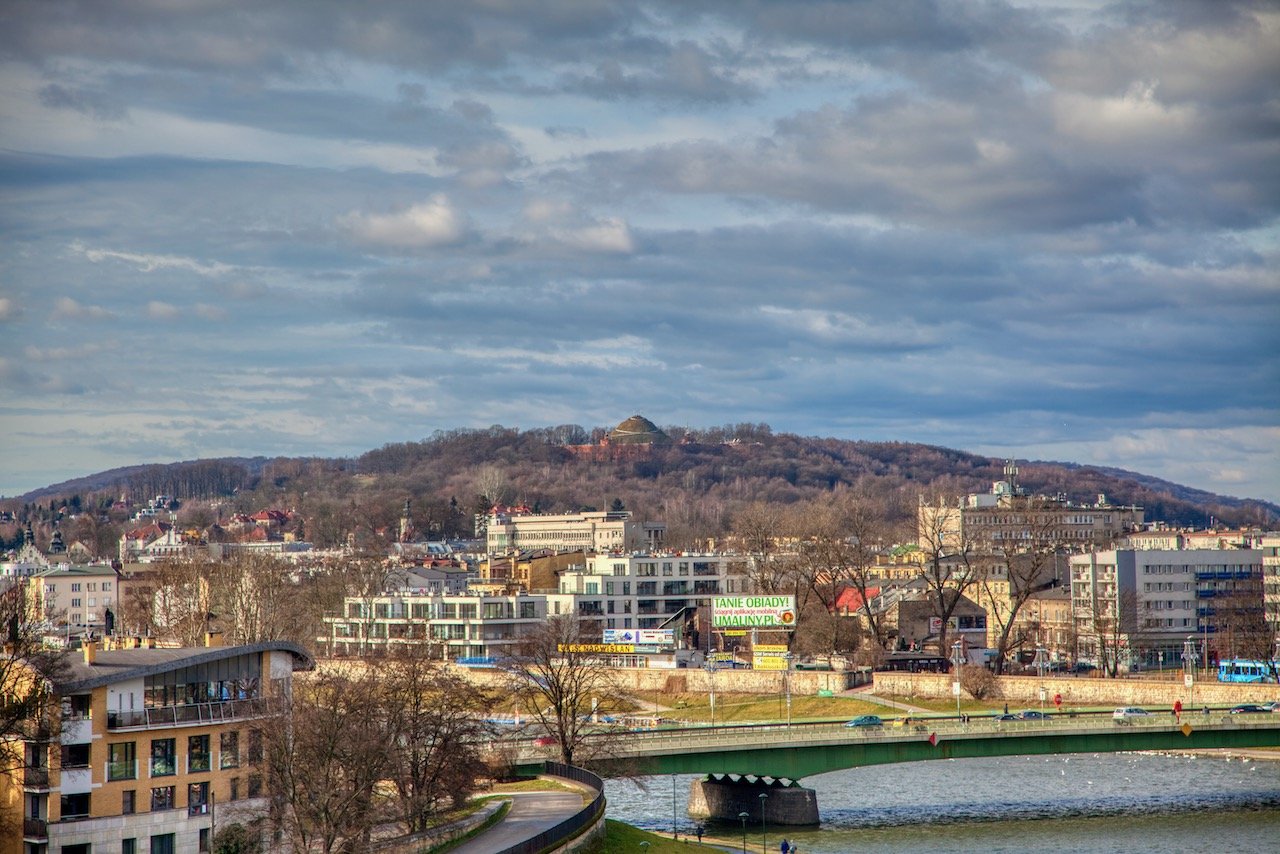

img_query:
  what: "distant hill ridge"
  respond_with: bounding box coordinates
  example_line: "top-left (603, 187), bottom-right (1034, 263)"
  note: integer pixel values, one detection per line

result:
top-left (7, 424), bottom-right (1277, 530)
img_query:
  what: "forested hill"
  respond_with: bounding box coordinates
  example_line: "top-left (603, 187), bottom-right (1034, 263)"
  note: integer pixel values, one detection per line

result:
top-left (7, 424), bottom-right (1277, 550)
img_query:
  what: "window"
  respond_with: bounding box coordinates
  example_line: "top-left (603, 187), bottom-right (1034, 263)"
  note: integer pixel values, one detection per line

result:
top-left (189, 781), bottom-right (209, 815)
top-left (188, 735), bottom-right (210, 773)
top-left (103, 581), bottom-right (112, 591)
top-left (71, 583), bottom-right (82, 592)
top-left (151, 833), bottom-right (176, 854)
top-left (220, 731), bottom-right (239, 768)
top-left (88, 582), bottom-right (97, 592)
top-left (150, 739), bottom-right (175, 777)
top-left (199, 827), bottom-right (210, 852)
top-left (124, 839), bottom-right (137, 854)
top-left (151, 785), bottom-right (176, 811)
top-left (247, 729), bottom-right (262, 763)
top-left (122, 789), bottom-right (136, 814)
top-left (109, 741), bottom-right (137, 780)
top-left (229, 776), bottom-right (240, 801)
top-left (60, 793), bottom-right (90, 818)
top-left (247, 773), bottom-right (262, 798)
top-left (71, 598), bottom-right (82, 608)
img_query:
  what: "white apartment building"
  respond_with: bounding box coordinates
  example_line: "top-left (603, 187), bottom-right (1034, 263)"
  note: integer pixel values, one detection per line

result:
top-left (1070, 548), bottom-right (1264, 670)
top-left (551, 552), bottom-right (750, 639)
top-left (320, 591), bottom-right (546, 661)
top-left (1262, 533), bottom-right (1280, 641)
top-left (484, 508), bottom-right (665, 555)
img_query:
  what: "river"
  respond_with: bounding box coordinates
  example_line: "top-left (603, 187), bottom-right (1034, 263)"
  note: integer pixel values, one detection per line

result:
top-left (604, 751), bottom-right (1280, 852)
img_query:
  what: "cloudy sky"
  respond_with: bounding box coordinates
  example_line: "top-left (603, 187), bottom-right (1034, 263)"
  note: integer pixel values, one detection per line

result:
top-left (1, 1), bottom-right (1277, 503)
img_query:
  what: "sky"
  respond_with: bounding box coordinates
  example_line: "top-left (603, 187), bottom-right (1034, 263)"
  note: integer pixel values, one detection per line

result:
top-left (0, 1), bottom-right (1277, 504)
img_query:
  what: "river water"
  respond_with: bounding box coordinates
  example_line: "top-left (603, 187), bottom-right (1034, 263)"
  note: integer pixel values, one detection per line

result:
top-left (604, 752), bottom-right (1280, 852)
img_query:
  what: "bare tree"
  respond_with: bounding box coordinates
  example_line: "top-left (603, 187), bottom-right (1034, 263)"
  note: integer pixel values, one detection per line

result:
top-left (380, 653), bottom-right (498, 833)
top-left (0, 584), bottom-right (69, 841)
top-left (914, 497), bottom-right (984, 654)
top-left (267, 667), bottom-right (393, 853)
top-left (502, 615), bottom-right (619, 766)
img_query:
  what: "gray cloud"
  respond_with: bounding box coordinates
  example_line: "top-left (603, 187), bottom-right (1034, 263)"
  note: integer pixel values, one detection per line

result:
top-left (0, 0), bottom-right (1276, 503)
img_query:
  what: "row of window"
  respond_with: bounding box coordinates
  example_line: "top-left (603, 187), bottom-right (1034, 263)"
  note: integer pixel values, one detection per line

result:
top-left (107, 731), bottom-right (260, 781)
top-left (46, 581), bottom-right (113, 593)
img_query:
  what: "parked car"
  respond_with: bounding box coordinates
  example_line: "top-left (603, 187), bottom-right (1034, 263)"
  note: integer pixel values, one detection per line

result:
top-left (1228, 704), bottom-right (1269, 715)
top-left (1017, 710), bottom-right (1049, 720)
top-left (994, 713), bottom-right (1018, 721)
top-left (845, 715), bottom-right (884, 728)
top-left (534, 735), bottom-right (559, 745)
top-left (1260, 701), bottom-right (1279, 712)
top-left (1113, 707), bottom-right (1152, 721)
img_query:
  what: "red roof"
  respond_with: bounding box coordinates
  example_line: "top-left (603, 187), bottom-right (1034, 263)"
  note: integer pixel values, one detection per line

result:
top-left (835, 587), bottom-right (879, 613)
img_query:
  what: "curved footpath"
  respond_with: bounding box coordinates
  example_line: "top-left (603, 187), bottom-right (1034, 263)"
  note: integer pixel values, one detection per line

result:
top-left (450, 790), bottom-right (586, 854)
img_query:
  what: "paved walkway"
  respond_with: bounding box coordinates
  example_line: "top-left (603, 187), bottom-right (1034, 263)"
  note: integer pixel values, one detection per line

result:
top-left (450, 790), bottom-right (585, 854)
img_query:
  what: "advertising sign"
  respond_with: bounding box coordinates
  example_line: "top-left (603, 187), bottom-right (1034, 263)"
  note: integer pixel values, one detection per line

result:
top-left (557, 643), bottom-right (635, 654)
top-left (753, 652), bottom-right (789, 671)
top-left (603, 628), bottom-right (674, 646)
top-left (712, 595), bottom-right (797, 629)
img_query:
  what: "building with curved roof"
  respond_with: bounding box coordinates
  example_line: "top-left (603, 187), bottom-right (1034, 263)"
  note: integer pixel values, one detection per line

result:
top-left (608, 415), bottom-right (671, 445)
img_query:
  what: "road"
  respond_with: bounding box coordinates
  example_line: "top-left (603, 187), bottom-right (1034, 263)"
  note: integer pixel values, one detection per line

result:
top-left (450, 790), bottom-right (585, 854)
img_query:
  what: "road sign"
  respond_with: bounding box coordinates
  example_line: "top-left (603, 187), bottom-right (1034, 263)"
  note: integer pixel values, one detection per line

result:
top-left (1184, 674), bottom-right (1194, 688)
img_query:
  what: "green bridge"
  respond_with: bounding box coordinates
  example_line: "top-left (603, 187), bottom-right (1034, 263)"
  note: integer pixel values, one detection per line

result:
top-left (514, 715), bottom-right (1280, 824)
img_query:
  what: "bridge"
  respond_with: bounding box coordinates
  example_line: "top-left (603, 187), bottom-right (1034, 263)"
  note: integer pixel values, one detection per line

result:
top-left (513, 713), bottom-right (1280, 825)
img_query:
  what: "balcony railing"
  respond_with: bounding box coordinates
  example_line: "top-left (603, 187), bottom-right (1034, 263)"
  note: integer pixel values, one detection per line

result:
top-left (107, 759), bottom-right (137, 781)
top-left (108, 697), bottom-right (276, 731)
top-left (189, 802), bottom-right (210, 816)
top-left (23, 766), bottom-right (49, 788)
top-left (23, 817), bottom-right (47, 839)
top-left (188, 754), bottom-right (212, 773)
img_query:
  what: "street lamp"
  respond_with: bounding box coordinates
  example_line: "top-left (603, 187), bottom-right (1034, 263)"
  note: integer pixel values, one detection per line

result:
top-left (760, 792), bottom-right (769, 853)
top-left (738, 811), bottom-right (749, 854)
top-left (672, 774), bottom-right (679, 841)
top-left (950, 640), bottom-right (965, 720)
top-left (706, 654), bottom-right (718, 728)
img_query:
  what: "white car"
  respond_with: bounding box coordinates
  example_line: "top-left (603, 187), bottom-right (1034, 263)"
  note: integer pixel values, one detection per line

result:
top-left (1113, 707), bottom-right (1152, 720)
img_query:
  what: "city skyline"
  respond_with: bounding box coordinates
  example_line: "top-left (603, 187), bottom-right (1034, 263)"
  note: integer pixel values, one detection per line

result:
top-left (1, 2), bottom-right (1276, 502)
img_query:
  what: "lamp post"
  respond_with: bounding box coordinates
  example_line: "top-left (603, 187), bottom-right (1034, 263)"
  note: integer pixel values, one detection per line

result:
top-left (785, 653), bottom-right (793, 728)
top-left (1033, 645), bottom-right (1049, 715)
top-left (706, 654), bottom-right (718, 728)
top-left (738, 811), bottom-right (749, 854)
top-left (950, 640), bottom-right (965, 720)
top-left (1182, 635), bottom-right (1198, 708)
top-left (759, 792), bottom-right (768, 853)
top-left (672, 774), bottom-right (678, 841)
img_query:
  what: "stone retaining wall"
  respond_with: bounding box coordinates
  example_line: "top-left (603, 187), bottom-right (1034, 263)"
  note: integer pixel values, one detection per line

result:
top-left (873, 672), bottom-right (1280, 709)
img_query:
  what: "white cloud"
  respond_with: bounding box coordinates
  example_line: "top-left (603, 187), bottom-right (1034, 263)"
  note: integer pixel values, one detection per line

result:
top-left (554, 217), bottom-right (636, 254)
top-left (341, 195), bottom-right (467, 250)
top-left (72, 242), bottom-right (234, 276)
top-left (0, 297), bottom-right (20, 321)
top-left (147, 301), bottom-right (181, 320)
top-left (53, 297), bottom-right (116, 321)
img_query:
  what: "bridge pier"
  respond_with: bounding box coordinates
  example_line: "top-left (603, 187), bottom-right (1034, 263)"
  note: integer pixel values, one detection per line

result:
top-left (688, 775), bottom-right (819, 827)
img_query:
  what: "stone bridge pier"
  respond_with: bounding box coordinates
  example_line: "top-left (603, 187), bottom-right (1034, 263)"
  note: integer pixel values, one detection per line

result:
top-left (688, 774), bottom-right (819, 827)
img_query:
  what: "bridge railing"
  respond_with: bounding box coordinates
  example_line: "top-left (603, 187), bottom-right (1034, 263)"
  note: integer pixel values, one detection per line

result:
top-left (510, 711), bottom-right (1280, 762)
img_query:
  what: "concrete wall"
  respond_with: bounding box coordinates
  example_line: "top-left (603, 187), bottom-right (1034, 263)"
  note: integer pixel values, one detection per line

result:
top-left (873, 672), bottom-right (1280, 709)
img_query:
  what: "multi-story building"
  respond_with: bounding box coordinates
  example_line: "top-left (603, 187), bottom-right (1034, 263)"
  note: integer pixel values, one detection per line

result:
top-left (320, 592), bottom-right (546, 661)
top-left (31, 564), bottom-right (123, 635)
top-left (484, 508), bottom-right (665, 555)
top-left (3, 635), bottom-right (312, 854)
top-left (1069, 548), bottom-right (1264, 670)
top-left (1262, 533), bottom-right (1280, 643)
top-left (552, 552), bottom-right (749, 638)
top-left (918, 469), bottom-right (1143, 553)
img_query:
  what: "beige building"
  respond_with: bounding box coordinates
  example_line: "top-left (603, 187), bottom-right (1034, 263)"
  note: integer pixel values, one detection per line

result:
top-left (32, 564), bottom-right (123, 635)
top-left (484, 508), bottom-right (665, 555)
top-left (4, 637), bottom-right (312, 854)
top-left (918, 476), bottom-right (1143, 553)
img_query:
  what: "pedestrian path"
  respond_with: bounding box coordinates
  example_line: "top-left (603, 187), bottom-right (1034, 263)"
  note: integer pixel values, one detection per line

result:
top-left (449, 790), bottom-right (585, 854)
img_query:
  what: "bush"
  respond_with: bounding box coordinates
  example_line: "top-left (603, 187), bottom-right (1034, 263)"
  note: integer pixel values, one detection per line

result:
top-left (959, 665), bottom-right (1001, 700)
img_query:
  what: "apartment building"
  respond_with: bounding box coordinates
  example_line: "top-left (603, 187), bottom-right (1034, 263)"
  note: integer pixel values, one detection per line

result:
top-left (1262, 534), bottom-right (1280, 642)
top-left (918, 475), bottom-right (1143, 553)
top-left (484, 508), bottom-right (665, 555)
top-left (1069, 548), bottom-right (1264, 669)
top-left (320, 592), bottom-right (546, 661)
top-left (552, 552), bottom-right (750, 639)
top-left (31, 565), bottom-right (123, 635)
top-left (4, 636), bottom-right (312, 854)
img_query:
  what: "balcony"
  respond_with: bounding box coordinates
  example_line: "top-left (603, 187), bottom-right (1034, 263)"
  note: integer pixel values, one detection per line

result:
top-left (23, 765), bottom-right (49, 788)
top-left (107, 759), bottom-right (138, 781)
top-left (108, 697), bottom-right (276, 731)
top-left (23, 817), bottom-right (47, 840)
